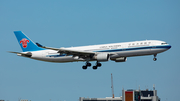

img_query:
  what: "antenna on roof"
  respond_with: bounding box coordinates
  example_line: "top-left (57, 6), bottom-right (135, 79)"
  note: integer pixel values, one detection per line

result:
top-left (153, 84), bottom-right (155, 90)
top-left (139, 85), bottom-right (140, 90)
top-left (111, 73), bottom-right (114, 98)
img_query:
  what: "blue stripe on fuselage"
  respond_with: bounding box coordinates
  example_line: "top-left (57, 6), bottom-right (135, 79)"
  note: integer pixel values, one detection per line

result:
top-left (46, 54), bottom-right (66, 57)
top-left (94, 45), bottom-right (171, 52)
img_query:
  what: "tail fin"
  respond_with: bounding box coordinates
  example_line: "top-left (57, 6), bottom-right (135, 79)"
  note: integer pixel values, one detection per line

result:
top-left (14, 31), bottom-right (45, 52)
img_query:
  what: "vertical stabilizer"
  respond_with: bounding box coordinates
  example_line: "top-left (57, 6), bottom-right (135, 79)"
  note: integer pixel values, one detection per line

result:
top-left (14, 31), bottom-right (45, 52)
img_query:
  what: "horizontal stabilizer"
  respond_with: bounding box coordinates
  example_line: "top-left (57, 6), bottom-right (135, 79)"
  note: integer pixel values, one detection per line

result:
top-left (8, 51), bottom-right (32, 57)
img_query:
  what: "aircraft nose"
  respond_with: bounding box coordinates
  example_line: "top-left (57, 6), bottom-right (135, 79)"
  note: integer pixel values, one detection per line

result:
top-left (167, 45), bottom-right (171, 49)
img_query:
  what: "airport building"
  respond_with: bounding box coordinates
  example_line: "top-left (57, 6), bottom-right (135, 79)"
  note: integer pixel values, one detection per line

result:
top-left (122, 88), bottom-right (160, 101)
top-left (79, 97), bottom-right (122, 101)
top-left (79, 87), bottom-right (160, 101)
top-left (20, 100), bottom-right (28, 101)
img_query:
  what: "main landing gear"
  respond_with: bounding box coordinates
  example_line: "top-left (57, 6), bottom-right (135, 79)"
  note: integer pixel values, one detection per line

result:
top-left (92, 62), bottom-right (102, 70)
top-left (82, 62), bottom-right (102, 70)
top-left (153, 54), bottom-right (157, 61)
top-left (82, 62), bottom-right (91, 69)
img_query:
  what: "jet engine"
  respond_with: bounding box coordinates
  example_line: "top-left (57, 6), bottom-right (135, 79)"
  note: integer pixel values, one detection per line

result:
top-left (93, 53), bottom-right (109, 62)
top-left (112, 57), bottom-right (127, 62)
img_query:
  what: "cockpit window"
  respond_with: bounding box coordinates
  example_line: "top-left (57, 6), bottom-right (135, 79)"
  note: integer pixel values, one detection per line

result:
top-left (161, 43), bottom-right (167, 45)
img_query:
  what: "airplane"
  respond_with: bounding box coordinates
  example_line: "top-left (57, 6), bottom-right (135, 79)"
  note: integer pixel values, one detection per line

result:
top-left (9, 31), bottom-right (171, 70)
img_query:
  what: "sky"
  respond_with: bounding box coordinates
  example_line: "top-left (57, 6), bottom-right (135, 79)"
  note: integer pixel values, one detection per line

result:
top-left (0, 0), bottom-right (180, 101)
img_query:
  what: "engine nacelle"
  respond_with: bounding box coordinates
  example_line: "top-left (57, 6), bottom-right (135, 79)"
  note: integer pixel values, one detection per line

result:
top-left (93, 53), bottom-right (109, 62)
top-left (112, 57), bottom-right (127, 62)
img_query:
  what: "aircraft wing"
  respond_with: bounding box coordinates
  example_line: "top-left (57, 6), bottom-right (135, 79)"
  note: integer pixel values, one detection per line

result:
top-left (40, 46), bottom-right (95, 56)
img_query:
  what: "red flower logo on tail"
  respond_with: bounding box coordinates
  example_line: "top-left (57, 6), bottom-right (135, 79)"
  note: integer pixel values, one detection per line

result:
top-left (20, 38), bottom-right (29, 48)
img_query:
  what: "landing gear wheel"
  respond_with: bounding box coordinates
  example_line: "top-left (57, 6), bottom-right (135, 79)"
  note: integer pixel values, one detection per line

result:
top-left (96, 63), bottom-right (102, 67)
top-left (153, 58), bottom-right (157, 61)
top-left (82, 66), bottom-right (87, 69)
top-left (93, 66), bottom-right (98, 70)
top-left (86, 63), bottom-right (91, 67)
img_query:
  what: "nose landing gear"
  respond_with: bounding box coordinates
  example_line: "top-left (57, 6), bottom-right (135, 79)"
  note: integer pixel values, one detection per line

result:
top-left (153, 58), bottom-right (157, 61)
top-left (153, 54), bottom-right (157, 61)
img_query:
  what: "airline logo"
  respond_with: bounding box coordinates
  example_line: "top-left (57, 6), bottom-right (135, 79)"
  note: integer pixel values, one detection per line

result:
top-left (20, 38), bottom-right (29, 48)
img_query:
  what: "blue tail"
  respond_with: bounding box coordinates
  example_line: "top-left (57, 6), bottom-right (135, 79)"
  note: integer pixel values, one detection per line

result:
top-left (14, 31), bottom-right (45, 52)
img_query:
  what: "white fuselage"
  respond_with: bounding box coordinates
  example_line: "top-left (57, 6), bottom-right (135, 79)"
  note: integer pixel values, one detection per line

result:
top-left (19, 40), bottom-right (171, 63)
